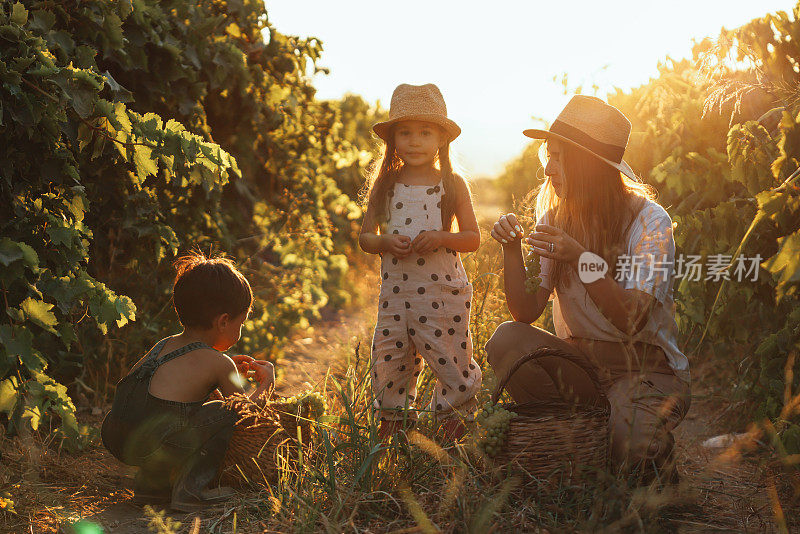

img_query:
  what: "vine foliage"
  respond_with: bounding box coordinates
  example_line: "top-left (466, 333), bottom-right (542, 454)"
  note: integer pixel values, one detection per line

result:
top-left (0, 0), bottom-right (379, 448)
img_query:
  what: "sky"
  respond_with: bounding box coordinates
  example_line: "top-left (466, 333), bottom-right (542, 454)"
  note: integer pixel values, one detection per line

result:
top-left (266, 1), bottom-right (796, 178)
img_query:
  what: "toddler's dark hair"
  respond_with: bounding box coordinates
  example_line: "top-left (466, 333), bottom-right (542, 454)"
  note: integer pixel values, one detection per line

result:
top-left (172, 252), bottom-right (252, 329)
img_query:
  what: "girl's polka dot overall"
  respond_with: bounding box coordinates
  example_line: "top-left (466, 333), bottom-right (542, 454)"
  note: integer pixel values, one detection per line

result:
top-left (371, 180), bottom-right (482, 421)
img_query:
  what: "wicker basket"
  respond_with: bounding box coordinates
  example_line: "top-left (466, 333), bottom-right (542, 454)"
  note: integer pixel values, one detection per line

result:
top-left (217, 394), bottom-right (287, 486)
top-left (268, 398), bottom-right (313, 445)
top-left (213, 393), bottom-right (313, 486)
top-left (489, 346), bottom-right (610, 485)
top-left (209, 390), bottom-right (313, 444)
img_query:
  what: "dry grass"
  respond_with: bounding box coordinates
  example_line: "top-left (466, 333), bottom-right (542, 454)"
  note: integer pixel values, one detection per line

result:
top-left (2, 223), bottom-right (799, 533)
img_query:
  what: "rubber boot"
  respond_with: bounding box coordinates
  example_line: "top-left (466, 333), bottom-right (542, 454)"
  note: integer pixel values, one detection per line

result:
top-left (132, 447), bottom-right (175, 505)
top-left (170, 428), bottom-right (236, 513)
top-left (133, 467), bottom-right (172, 505)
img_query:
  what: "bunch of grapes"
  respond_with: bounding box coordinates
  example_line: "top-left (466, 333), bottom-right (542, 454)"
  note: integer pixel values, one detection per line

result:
top-left (280, 391), bottom-right (327, 420)
top-left (524, 249), bottom-right (542, 294)
top-left (474, 400), bottom-right (516, 458)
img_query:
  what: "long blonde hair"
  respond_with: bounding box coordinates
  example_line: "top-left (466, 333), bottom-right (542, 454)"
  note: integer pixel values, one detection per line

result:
top-left (361, 124), bottom-right (462, 232)
top-left (533, 139), bottom-right (657, 290)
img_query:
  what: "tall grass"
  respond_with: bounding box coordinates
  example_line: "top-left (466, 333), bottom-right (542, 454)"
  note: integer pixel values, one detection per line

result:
top-left (204, 223), bottom-right (690, 533)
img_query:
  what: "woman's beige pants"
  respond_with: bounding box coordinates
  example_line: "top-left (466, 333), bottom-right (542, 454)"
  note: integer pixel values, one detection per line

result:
top-left (484, 321), bottom-right (690, 470)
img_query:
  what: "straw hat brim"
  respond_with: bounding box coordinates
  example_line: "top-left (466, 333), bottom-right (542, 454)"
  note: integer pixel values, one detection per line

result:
top-left (523, 128), bottom-right (639, 182)
top-left (373, 114), bottom-right (461, 142)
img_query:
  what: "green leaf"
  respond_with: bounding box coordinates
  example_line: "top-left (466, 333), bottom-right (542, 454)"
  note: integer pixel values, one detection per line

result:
top-left (0, 238), bottom-right (38, 269)
top-left (763, 230), bottom-right (800, 288)
top-left (102, 70), bottom-right (133, 103)
top-left (22, 403), bottom-right (41, 431)
top-left (18, 242), bottom-right (38, 267)
top-left (46, 226), bottom-right (74, 247)
top-left (67, 192), bottom-right (87, 222)
top-left (118, 0), bottom-right (133, 19)
top-left (74, 45), bottom-right (97, 69)
top-left (0, 239), bottom-right (23, 266)
top-left (6, 307), bottom-right (24, 323)
top-left (103, 13), bottom-right (124, 48)
top-left (20, 297), bottom-right (58, 333)
top-left (113, 102), bottom-right (132, 134)
top-left (0, 378), bottom-right (19, 415)
top-left (133, 144), bottom-right (158, 182)
top-left (28, 10), bottom-right (55, 33)
top-left (72, 88), bottom-right (95, 118)
top-left (755, 190), bottom-right (787, 219)
top-left (47, 31), bottom-right (75, 56)
top-left (0, 324), bottom-right (34, 367)
top-left (56, 322), bottom-right (76, 349)
top-left (113, 296), bottom-right (137, 326)
top-left (10, 2), bottom-right (28, 26)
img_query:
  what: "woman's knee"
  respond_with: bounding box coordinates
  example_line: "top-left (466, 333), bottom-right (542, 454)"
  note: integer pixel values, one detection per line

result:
top-left (485, 321), bottom-right (539, 366)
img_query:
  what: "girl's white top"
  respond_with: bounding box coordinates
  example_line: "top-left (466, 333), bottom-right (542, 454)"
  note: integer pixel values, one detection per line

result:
top-left (535, 199), bottom-right (690, 384)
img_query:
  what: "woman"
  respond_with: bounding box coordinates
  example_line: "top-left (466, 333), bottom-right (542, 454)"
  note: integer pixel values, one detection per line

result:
top-left (486, 95), bottom-right (690, 481)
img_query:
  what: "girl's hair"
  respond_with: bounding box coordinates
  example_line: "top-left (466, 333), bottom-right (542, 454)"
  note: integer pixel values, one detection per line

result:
top-left (532, 139), bottom-right (657, 291)
top-left (172, 251), bottom-right (253, 329)
top-left (361, 123), bottom-right (464, 231)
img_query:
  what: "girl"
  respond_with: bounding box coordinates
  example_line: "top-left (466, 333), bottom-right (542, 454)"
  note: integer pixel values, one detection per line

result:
top-left (359, 83), bottom-right (481, 440)
top-left (486, 95), bottom-right (690, 483)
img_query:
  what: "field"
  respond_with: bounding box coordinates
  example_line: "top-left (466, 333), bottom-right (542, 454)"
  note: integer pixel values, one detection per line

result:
top-left (1, 233), bottom-right (799, 533)
top-left (2, 0), bottom-right (800, 532)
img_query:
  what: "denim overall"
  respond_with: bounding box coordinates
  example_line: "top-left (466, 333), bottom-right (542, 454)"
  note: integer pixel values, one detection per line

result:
top-left (101, 338), bottom-right (239, 497)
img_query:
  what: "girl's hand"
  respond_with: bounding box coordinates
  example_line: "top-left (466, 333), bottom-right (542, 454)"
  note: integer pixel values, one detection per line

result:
top-left (411, 230), bottom-right (444, 255)
top-left (491, 213), bottom-right (524, 245)
top-left (382, 234), bottom-right (412, 259)
top-left (526, 224), bottom-right (586, 268)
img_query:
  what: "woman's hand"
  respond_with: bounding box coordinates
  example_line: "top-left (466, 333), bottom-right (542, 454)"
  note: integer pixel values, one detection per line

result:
top-left (411, 230), bottom-right (444, 254)
top-left (490, 213), bottom-right (524, 245)
top-left (526, 224), bottom-right (586, 268)
top-left (382, 234), bottom-right (412, 259)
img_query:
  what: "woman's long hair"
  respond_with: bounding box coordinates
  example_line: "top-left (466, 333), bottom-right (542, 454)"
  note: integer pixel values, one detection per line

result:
top-left (533, 139), bottom-right (657, 291)
top-left (361, 124), bottom-right (462, 232)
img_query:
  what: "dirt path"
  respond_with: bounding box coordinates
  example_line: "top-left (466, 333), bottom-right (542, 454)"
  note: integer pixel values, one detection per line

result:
top-left (670, 393), bottom-right (794, 532)
top-left (273, 308), bottom-right (375, 397)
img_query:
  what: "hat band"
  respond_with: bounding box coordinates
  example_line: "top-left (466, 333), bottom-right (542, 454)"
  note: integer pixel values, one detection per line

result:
top-left (549, 120), bottom-right (625, 163)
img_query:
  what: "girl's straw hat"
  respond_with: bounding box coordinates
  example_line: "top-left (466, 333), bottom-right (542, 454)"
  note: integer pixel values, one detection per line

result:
top-left (523, 95), bottom-right (639, 181)
top-left (373, 83), bottom-right (461, 142)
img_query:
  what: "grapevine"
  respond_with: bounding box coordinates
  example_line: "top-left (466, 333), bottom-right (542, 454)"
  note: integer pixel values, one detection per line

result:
top-left (0, 0), bottom-right (381, 448)
top-left (474, 401), bottom-right (517, 458)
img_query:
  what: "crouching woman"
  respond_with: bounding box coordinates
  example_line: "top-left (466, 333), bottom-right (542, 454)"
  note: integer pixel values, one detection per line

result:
top-left (485, 96), bottom-right (690, 481)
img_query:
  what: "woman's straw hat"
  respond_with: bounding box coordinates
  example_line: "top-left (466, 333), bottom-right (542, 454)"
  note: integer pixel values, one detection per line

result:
top-left (373, 83), bottom-right (461, 142)
top-left (523, 95), bottom-right (639, 181)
